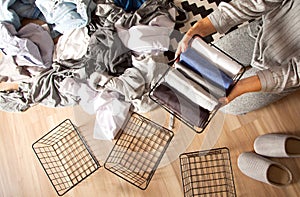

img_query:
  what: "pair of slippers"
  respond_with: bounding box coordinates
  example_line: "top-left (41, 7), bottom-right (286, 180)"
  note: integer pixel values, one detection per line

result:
top-left (238, 133), bottom-right (300, 187)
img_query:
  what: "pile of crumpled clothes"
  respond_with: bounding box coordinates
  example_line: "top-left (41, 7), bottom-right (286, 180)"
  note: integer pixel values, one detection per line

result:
top-left (0, 0), bottom-right (188, 140)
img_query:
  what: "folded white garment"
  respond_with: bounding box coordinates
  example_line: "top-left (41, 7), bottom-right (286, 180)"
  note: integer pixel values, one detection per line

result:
top-left (164, 68), bottom-right (219, 111)
top-left (191, 37), bottom-right (243, 78)
top-left (174, 62), bottom-right (226, 98)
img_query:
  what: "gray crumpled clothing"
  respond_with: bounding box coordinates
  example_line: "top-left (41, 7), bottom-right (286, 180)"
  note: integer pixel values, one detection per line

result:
top-left (91, 2), bottom-right (126, 28)
top-left (80, 3), bottom-right (132, 76)
top-left (83, 27), bottom-right (132, 76)
top-left (89, 53), bottom-right (169, 113)
top-left (0, 62), bottom-right (90, 112)
top-left (0, 83), bottom-right (33, 112)
top-left (30, 63), bottom-right (85, 108)
top-left (0, 62), bottom-right (86, 112)
top-left (0, 0), bottom-right (179, 112)
top-left (94, 0), bottom-right (180, 28)
top-left (0, 22), bottom-right (54, 68)
top-left (82, 0), bottom-right (181, 76)
top-left (118, 0), bottom-right (178, 28)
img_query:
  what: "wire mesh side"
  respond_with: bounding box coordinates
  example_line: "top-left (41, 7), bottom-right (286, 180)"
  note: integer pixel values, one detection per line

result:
top-left (179, 147), bottom-right (236, 197)
top-left (33, 119), bottom-right (75, 147)
top-left (32, 119), bottom-right (100, 196)
top-left (104, 113), bottom-right (174, 190)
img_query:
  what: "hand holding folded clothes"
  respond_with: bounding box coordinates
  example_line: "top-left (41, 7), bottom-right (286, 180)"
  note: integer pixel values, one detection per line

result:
top-left (175, 33), bottom-right (192, 60)
top-left (219, 75), bottom-right (262, 105)
top-left (175, 17), bottom-right (217, 59)
top-left (152, 35), bottom-right (246, 130)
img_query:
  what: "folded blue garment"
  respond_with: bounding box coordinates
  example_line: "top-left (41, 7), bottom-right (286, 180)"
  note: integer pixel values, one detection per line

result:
top-left (180, 47), bottom-right (233, 90)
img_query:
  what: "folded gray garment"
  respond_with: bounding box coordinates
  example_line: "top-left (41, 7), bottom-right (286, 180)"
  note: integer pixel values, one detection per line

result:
top-left (174, 62), bottom-right (226, 98)
top-left (164, 68), bottom-right (219, 111)
top-left (191, 37), bottom-right (243, 78)
top-left (152, 82), bottom-right (210, 128)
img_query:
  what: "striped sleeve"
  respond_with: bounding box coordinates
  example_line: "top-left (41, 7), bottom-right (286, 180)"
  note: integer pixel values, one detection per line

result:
top-left (208, 0), bottom-right (284, 34)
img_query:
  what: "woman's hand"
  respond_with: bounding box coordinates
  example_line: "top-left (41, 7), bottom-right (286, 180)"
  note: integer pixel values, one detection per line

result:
top-left (219, 75), bottom-right (262, 105)
top-left (175, 34), bottom-right (192, 60)
top-left (175, 17), bottom-right (217, 59)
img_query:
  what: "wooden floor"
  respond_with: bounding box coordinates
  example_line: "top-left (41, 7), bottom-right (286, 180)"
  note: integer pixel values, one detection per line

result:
top-left (1, 89), bottom-right (300, 197)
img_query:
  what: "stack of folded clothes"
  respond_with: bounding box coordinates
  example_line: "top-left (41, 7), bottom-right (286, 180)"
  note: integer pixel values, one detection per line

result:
top-left (151, 36), bottom-right (244, 130)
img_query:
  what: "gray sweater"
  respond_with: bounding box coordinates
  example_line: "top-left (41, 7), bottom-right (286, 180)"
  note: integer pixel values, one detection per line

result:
top-left (208, 0), bottom-right (300, 93)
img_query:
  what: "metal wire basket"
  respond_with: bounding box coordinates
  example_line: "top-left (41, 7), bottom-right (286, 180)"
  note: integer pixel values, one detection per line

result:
top-left (179, 147), bottom-right (236, 197)
top-left (104, 113), bottom-right (174, 190)
top-left (32, 119), bottom-right (100, 196)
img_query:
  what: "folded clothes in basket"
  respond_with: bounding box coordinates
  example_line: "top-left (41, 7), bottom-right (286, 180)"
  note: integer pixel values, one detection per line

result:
top-left (174, 62), bottom-right (226, 98)
top-left (152, 82), bottom-right (210, 128)
top-left (191, 37), bottom-right (243, 78)
top-left (180, 47), bottom-right (234, 90)
top-left (149, 36), bottom-right (244, 132)
top-left (165, 68), bottom-right (219, 111)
